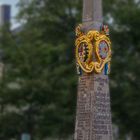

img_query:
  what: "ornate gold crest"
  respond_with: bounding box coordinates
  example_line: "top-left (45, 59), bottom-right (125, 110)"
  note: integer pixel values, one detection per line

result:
top-left (75, 24), bottom-right (111, 74)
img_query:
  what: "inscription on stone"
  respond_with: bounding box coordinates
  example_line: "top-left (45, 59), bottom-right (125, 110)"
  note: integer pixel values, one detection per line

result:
top-left (91, 74), bottom-right (113, 140)
top-left (74, 74), bottom-right (113, 140)
top-left (75, 74), bottom-right (91, 140)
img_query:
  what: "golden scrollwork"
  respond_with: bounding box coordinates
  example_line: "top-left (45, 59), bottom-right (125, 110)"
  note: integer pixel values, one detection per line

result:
top-left (75, 24), bottom-right (111, 74)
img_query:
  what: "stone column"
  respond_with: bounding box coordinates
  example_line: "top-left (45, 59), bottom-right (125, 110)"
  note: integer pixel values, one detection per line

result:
top-left (74, 0), bottom-right (113, 140)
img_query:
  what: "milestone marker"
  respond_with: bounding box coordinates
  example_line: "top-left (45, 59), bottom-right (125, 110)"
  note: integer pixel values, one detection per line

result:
top-left (74, 0), bottom-right (113, 140)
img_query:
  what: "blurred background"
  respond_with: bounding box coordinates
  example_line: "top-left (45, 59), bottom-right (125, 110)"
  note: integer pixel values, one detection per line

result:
top-left (0, 0), bottom-right (139, 140)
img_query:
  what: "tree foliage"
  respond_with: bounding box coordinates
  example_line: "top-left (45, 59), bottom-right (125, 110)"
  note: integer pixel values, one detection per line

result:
top-left (0, 0), bottom-right (140, 140)
top-left (104, 0), bottom-right (140, 139)
top-left (0, 0), bottom-right (82, 139)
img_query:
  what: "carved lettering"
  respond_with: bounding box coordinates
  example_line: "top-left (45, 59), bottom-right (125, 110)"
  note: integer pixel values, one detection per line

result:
top-left (74, 74), bottom-right (113, 140)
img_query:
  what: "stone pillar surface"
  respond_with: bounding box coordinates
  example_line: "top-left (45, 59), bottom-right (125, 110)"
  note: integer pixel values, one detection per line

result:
top-left (74, 0), bottom-right (113, 140)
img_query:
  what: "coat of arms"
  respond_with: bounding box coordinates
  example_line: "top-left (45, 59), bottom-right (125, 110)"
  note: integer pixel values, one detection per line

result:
top-left (75, 24), bottom-right (111, 75)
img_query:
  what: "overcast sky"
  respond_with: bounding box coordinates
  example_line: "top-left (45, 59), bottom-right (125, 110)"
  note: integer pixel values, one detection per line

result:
top-left (0, 0), bottom-right (19, 28)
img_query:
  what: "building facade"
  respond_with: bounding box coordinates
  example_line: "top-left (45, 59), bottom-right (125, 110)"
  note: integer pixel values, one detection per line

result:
top-left (0, 4), bottom-right (11, 27)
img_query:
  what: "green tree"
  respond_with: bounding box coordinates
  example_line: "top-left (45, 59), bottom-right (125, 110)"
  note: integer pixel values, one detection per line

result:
top-left (0, 0), bottom-right (82, 139)
top-left (0, 0), bottom-right (140, 140)
top-left (104, 0), bottom-right (140, 139)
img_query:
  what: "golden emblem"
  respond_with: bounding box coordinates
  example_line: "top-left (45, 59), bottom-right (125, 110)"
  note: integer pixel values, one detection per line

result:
top-left (75, 24), bottom-right (111, 74)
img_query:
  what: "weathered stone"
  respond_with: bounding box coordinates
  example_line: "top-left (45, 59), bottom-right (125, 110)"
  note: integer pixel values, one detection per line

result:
top-left (74, 74), bottom-right (113, 140)
top-left (74, 0), bottom-right (113, 140)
